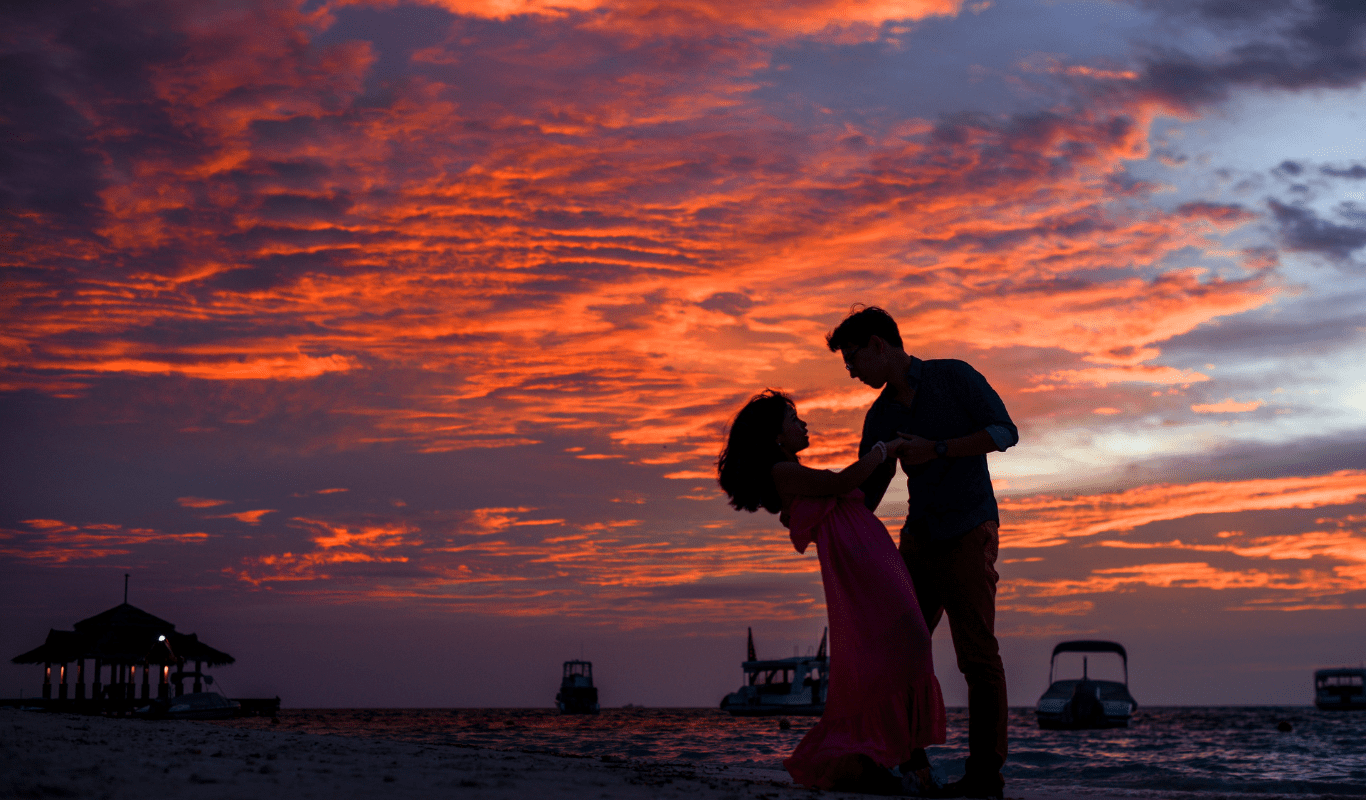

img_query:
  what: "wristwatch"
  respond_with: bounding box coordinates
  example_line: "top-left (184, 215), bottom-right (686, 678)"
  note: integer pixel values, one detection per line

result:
top-left (934, 440), bottom-right (948, 458)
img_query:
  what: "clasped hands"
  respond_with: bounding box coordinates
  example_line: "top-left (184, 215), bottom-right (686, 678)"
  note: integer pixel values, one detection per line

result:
top-left (881, 432), bottom-right (938, 466)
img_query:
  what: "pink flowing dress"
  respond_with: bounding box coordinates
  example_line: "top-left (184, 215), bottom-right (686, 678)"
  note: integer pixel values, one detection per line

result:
top-left (783, 489), bottom-right (947, 789)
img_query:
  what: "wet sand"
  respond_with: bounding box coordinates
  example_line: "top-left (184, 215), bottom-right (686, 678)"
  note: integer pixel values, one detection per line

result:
top-left (0, 707), bottom-right (1279, 800)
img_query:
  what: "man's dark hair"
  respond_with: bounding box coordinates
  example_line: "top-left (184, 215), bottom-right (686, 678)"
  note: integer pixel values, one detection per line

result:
top-left (826, 306), bottom-right (903, 353)
top-left (716, 389), bottom-right (794, 514)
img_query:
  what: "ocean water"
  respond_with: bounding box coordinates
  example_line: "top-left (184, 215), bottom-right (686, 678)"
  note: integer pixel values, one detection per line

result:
top-left (214, 706), bottom-right (1366, 795)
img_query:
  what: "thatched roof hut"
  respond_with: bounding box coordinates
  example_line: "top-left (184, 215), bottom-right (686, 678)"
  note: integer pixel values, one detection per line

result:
top-left (11, 602), bottom-right (233, 704)
top-left (12, 602), bottom-right (234, 667)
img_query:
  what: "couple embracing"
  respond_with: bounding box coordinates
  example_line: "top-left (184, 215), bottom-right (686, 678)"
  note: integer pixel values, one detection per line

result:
top-left (717, 307), bottom-right (1017, 799)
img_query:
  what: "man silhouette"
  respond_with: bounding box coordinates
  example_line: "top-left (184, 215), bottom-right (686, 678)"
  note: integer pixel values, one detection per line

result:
top-left (827, 306), bottom-right (1017, 800)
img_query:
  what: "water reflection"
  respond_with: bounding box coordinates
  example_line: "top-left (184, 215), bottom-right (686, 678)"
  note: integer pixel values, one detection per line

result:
top-left (215, 706), bottom-right (1366, 794)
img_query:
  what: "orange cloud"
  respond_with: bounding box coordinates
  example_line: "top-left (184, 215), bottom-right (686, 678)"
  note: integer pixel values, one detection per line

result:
top-left (999, 508), bottom-right (1366, 613)
top-left (1191, 398), bottom-right (1265, 413)
top-left (209, 509), bottom-right (278, 525)
top-left (43, 354), bottom-right (357, 381)
top-left (381, 0), bottom-right (964, 36)
top-left (1009, 558), bottom-right (1366, 607)
top-left (1002, 471), bottom-right (1366, 548)
top-left (178, 497), bottom-right (230, 508)
top-left (0, 520), bottom-right (212, 563)
top-left (1096, 529), bottom-right (1366, 564)
top-left (222, 503), bottom-right (829, 625)
top-left (231, 518), bottom-right (421, 584)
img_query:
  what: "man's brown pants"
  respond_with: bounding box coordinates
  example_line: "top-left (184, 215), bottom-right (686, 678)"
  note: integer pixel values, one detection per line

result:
top-left (900, 521), bottom-right (1008, 783)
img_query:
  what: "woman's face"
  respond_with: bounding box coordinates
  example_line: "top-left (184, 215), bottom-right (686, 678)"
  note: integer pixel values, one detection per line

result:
top-left (775, 406), bottom-right (809, 456)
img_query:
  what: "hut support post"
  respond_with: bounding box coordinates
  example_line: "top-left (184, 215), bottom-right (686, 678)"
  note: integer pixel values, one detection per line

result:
top-left (76, 659), bottom-right (86, 700)
top-left (141, 663), bottom-right (151, 699)
top-left (43, 663), bottom-right (51, 699)
top-left (59, 664), bottom-right (68, 700)
top-left (92, 659), bottom-right (102, 701)
top-left (175, 666), bottom-right (184, 697)
top-left (158, 665), bottom-right (169, 699)
top-left (193, 660), bottom-right (202, 693)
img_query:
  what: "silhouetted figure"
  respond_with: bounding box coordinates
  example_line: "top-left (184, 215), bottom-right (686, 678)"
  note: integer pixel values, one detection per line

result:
top-left (718, 390), bottom-right (945, 794)
top-left (828, 306), bottom-right (1018, 800)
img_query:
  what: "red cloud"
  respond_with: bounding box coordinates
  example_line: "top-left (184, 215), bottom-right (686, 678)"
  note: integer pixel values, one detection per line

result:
top-left (367, 0), bottom-right (963, 37)
top-left (1, 520), bottom-right (212, 563)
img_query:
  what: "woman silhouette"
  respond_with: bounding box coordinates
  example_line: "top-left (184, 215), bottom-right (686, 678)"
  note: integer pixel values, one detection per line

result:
top-left (718, 390), bottom-right (946, 794)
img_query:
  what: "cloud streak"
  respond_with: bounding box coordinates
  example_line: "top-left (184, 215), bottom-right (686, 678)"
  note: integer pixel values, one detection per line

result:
top-left (1002, 471), bottom-right (1366, 548)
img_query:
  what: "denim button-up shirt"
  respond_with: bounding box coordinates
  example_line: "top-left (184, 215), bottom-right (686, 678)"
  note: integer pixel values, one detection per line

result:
top-left (858, 357), bottom-right (1018, 543)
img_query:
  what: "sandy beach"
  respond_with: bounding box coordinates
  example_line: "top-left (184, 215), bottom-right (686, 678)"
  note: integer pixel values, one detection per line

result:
top-left (0, 707), bottom-right (1314, 800)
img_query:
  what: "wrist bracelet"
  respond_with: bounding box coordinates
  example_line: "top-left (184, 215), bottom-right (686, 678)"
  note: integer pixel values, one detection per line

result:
top-left (872, 441), bottom-right (888, 462)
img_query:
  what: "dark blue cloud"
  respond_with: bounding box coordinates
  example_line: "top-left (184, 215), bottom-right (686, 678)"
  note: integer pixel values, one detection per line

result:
top-left (1135, 0), bottom-right (1366, 109)
top-left (1267, 198), bottom-right (1366, 262)
top-left (1322, 163), bottom-right (1366, 179)
top-left (698, 292), bottom-right (754, 316)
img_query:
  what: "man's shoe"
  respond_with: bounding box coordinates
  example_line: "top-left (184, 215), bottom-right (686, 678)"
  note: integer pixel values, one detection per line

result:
top-left (928, 775), bottom-right (1004, 800)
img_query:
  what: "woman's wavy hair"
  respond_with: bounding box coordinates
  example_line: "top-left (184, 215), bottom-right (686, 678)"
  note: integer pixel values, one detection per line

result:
top-left (717, 389), bottom-right (795, 514)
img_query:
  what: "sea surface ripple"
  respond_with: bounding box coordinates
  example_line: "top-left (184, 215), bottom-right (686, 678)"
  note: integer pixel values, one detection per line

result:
top-left (216, 706), bottom-right (1366, 795)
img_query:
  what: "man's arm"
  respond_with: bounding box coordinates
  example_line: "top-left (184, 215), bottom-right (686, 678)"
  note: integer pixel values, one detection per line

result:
top-left (898, 362), bottom-right (1018, 465)
top-left (858, 410), bottom-right (896, 511)
top-left (896, 429), bottom-right (1001, 465)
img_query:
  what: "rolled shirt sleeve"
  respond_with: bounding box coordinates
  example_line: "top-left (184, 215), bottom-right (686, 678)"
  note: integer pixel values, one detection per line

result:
top-left (985, 423), bottom-right (1016, 452)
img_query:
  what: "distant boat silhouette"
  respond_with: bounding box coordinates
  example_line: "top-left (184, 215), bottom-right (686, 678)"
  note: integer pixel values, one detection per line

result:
top-left (135, 690), bottom-right (241, 720)
top-left (1314, 668), bottom-right (1365, 710)
top-left (1035, 640), bottom-right (1136, 729)
top-left (719, 627), bottom-right (827, 716)
top-left (556, 660), bottom-right (599, 714)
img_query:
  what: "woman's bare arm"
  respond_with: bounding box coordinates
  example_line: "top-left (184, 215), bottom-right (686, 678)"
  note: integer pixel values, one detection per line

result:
top-left (772, 439), bottom-right (901, 498)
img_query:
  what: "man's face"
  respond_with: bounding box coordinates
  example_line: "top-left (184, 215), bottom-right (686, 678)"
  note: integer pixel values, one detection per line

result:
top-left (842, 338), bottom-right (888, 389)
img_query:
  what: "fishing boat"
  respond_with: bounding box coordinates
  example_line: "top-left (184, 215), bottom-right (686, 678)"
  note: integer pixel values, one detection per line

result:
top-left (555, 660), bottom-right (599, 714)
top-left (1035, 640), bottom-right (1137, 729)
top-left (1314, 668), bottom-right (1366, 710)
top-left (719, 628), bottom-right (828, 717)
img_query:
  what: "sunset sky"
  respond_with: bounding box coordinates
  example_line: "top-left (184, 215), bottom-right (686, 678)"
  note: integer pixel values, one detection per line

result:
top-left (3, 0), bottom-right (1364, 709)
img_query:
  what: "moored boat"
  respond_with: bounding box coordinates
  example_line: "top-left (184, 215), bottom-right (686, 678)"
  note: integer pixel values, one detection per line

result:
top-left (1035, 640), bottom-right (1137, 729)
top-left (556, 660), bottom-right (600, 714)
top-left (720, 628), bottom-right (827, 717)
top-left (135, 690), bottom-right (241, 720)
top-left (1314, 668), bottom-right (1366, 710)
